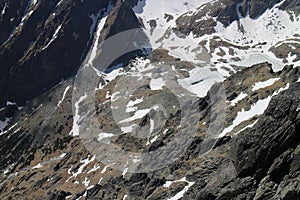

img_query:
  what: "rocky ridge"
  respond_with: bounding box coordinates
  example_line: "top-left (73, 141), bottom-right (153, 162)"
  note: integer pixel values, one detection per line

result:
top-left (0, 0), bottom-right (299, 199)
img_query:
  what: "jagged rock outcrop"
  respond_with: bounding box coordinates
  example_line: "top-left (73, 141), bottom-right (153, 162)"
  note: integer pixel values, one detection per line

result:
top-left (0, 60), bottom-right (299, 199)
top-left (0, 0), bottom-right (112, 106)
top-left (175, 0), bottom-right (297, 37)
top-left (0, 0), bottom-right (299, 199)
top-left (93, 0), bottom-right (150, 72)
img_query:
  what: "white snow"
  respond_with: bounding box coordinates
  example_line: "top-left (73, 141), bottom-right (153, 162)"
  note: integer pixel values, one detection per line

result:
top-left (57, 85), bottom-right (71, 107)
top-left (1, 3), bottom-right (7, 16)
top-left (88, 164), bottom-right (101, 173)
top-left (101, 164), bottom-right (114, 174)
top-left (150, 135), bottom-right (159, 144)
top-left (120, 124), bottom-right (138, 133)
top-left (104, 65), bottom-right (125, 81)
top-left (32, 163), bottom-right (43, 169)
top-left (215, 3), bottom-right (300, 70)
top-left (88, 15), bottom-right (107, 65)
top-left (6, 101), bottom-right (16, 106)
top-left (123, 194), bottom-right (128, 200)
top-left (119, 108), bottom-right (154, 123)
top-left (163, 177), bottom-right (195, 200)
top-left (132, 0), bottom-right (300, 74)
top-left (42, 24), bottom-right (62, 50)
top-left (0, 118), bottom-right (10, 135)
top-left (126, 98), bottom-right (144, 112)
top-left (60, 153), bottom-right (66, 158)
top-left (0, 106), bottom-right (5, 112)
top-left (88, 2), bottom-right (113, 66)
top-left (234, 119), bottom-right (259, 135)
top-left (274, 83), bottom-right (290, 95)
top-left (32, 0), bottom-right (38, 6)
top-left (82, 177), bottom-right (90, 187)
top-left (98, 132), bottom-right (114, 141)
top-left (252, 78), bottom-right (280, 91)
top-left (122, 168), bottom-right (128, 177)
top-left (150, 77), bottom-right (166, 90)
top-left (98, 177), bottom-right (103, 184)
top-left (220, 96), bottom-right (272, 137)
top-left (57, 0), bottom-right (64, 6)
top-left (70, 94), bottom-right (87, 136)
top-left (66, 155), bottom-right (95, 182)
top-left (132, 0), bottom-right (216, 64)
top-left (230, 92), bottom-right (247, 106)
top-left (232, 53), bottom-right (284, 72)
top-left (178, 67), bottom-right (224, 97)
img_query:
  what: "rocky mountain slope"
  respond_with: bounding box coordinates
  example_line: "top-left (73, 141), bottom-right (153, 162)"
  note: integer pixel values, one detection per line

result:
top-left (0, 0), bottom-right (299, 199)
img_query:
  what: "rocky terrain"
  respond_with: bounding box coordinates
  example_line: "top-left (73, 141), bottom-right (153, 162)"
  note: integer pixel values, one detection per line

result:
top-left (0, 0), bottom-right (299, 199)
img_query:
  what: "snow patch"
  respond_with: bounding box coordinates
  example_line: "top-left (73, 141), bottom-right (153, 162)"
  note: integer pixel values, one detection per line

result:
top-left (57, 85), bottom-right (71, 107)
top-left (42, 24), bottom-right (62, 50)
top-left (32, 163), bottom-right (43, 169)
top-left (0, 118), bottom-right (11, 135)
top-left (230, 92), bottom-right (247, 106)
top-left (119, 106), bottom-right (159, 124)
top-left (163, 177), bottom-right (195, 200)
top-left (1, 3), bottom-right (7, 16)
top-left (220, 96), bottom-right (272, 137)
top-left (98, 132), bottom-right (114, 141)
top-left (178, 67), bottom-right (224, 97)
top-left (150, 77), bottom-right (166, 90)
top-left (126, 98), bottom-right (144, 112)
top-left (71, 94), bottom-right (87, 136)
top-left (252, 78), bottom-right (280, 91)
top-left (235, 119), bottom-right (259, 135)
top-left (66, 155), bottom-right (95, 182)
